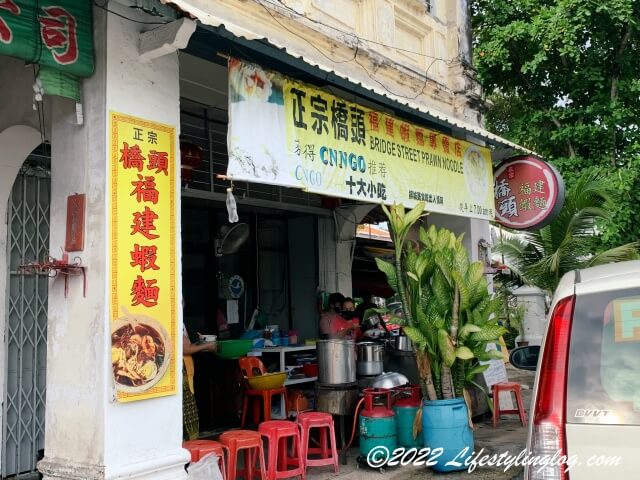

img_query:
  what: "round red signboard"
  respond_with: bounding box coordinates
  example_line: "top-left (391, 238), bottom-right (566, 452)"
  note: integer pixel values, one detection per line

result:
top-left (493, 156), bottom-right (565, 230)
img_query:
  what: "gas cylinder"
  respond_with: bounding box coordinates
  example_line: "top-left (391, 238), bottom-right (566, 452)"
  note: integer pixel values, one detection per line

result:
top-left (358, 388), bottom-right (397, 458)
top-left (393, 384), bottom-right (422, 448)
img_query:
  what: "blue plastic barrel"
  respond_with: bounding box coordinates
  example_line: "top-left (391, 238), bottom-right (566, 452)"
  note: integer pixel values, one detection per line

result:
top-left (422, 398), bottom-right (474, 472)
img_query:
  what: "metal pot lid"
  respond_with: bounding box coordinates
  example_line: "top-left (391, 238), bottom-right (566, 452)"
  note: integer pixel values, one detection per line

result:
top-left (317, 339), bottom-right (355, 345)
top-left (370, 371), bottom-right (409, 388)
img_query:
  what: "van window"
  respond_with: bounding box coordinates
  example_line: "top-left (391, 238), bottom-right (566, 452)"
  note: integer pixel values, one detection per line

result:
top-left (566, 288), bottom-right (640, 425)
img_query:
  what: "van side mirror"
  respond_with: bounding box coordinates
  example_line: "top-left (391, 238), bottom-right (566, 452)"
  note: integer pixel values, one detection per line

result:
top-left (509, 346), bottom-right (540, 371)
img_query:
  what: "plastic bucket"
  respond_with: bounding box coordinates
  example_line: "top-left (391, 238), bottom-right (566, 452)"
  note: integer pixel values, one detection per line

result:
top-left (422, 398), bottom-right (473, 472)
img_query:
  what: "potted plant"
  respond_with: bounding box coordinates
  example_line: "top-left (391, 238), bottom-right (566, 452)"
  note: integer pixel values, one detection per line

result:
top-left (376, 203), bottom-right (506, 471)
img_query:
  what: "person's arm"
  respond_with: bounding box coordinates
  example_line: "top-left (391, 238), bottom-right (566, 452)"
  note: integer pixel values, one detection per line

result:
top-left (319, 314), bottom-right (332, 336)
top-left (183, 332), bottom-right (217, 355)
top-left (332, 318), bottom-right (358, 339)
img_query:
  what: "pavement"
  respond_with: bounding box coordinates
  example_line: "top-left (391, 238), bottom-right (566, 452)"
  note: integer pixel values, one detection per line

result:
top-left (307, 365), bottom-right (535, 480)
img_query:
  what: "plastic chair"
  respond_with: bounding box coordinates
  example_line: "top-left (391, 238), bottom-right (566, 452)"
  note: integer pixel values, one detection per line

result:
top-left (239, 357), bottom-right (288, 426)
top-left (219, 430), bottom-right (267, 480)
top-left (492, 382), bottom-right (528, 427)
top-left (296, 412), bottom-right (339, 474)
top-left (183, 440), bottom-right (228, 479)
top-left (258, 420), bottom-right (305, 480)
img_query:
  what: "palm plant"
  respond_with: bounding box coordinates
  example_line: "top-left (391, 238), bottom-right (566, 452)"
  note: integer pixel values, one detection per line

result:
top-left (376, 203), bottom-right (506, 401)
top-left (496, 171), bottom-right (640, 294)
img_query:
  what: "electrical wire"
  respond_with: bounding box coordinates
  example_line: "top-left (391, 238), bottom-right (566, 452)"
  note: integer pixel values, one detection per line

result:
top-left (93, 0), bottom-right (170, 25)
top-left (263, 0), bottom-right (457, 62)
top-left (352, 37), bottom-right (441, 100)
top-left (255, 0), bottom-right (358, 65)
top-left (97, 0), bottom-right (459, 102)
top-left (253, 0), bottom-right (458, 101)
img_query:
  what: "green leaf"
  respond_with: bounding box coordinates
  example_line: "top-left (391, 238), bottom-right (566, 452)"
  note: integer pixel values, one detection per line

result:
top-left (481, 349), bottom-right (506, 361)
top-left (458, 323), bottom-right (482, 340)
top-left (434, 250), bottom-right (454, 287)
top-left (467, 262), bottom-right (485, 285)
top-left (471, 309), bottom-right (484, 326)
top-left (407, 271), bottom-right (419, 282)
top-left (454, 242), bottom-right (470, 274)
top-left (427, 225), bottom-right (438, 246)
top-left (455, 346), bottom-right (475, 360)
top-left (468, 277), bottom-right (489, 308)
top-left (404, 246), bottom-right (418, 276)
top-left (438, 329), bottom-right (456, 368)
top-left (375, 258), bottom-right (398, 292)
top-left (404, 202), bottom-right (426, 230)
top-left (415, 252), bottom-right (430, 280)
top-left (465, 363), bottom-right (490, 381)
top-left (435, 228), bottom-right (451, 252)
top-left (469, 325), bottom-right (507, 342)
top-left (403, 326), bottom-right (427, 351)
top-left (452, 271), bottom-right (470, 311)
top-left (426, 308), bottom-right (446, 330)
top-left (419, 226), bottom-right (429, 247)
top-left (432, 270), bottom-right (451, 303)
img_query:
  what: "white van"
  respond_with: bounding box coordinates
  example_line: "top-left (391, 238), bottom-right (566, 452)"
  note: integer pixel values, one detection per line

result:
top-left (510, 260), bottom-right (640, 480)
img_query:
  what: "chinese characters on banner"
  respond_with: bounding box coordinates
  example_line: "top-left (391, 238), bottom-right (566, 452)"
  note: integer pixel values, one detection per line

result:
top-left (493, 156), bottom-right (565, 230)
top-left (0, 0), bottom-right (93, 77)
top-left (226, 58), bottom-right (495, 220)
top-left (110, 112), bottom-right (177, 403)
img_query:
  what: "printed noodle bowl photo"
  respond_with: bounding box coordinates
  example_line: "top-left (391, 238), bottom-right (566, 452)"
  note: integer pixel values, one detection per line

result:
top-left (111, 313), bottom-right (172, 393)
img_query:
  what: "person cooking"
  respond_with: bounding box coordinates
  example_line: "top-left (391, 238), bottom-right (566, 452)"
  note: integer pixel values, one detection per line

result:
top-left (319, 293), bottom-right (359, 340)
top-left (342, 297), bottom-right (356, 313)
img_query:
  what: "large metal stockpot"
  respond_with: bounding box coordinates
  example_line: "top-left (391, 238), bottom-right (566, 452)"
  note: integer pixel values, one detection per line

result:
top-left (356, 342), bottom-right (385, 377)
top-left (317, 339), bottom-right (356, 384)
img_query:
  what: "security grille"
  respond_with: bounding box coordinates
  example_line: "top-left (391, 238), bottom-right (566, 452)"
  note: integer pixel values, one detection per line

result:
top-left (2, 151), bottom-right (50, 478)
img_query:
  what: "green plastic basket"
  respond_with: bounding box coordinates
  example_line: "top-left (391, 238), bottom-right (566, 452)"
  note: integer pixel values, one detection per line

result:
top-left (216, 339), bottom-right (254, 359)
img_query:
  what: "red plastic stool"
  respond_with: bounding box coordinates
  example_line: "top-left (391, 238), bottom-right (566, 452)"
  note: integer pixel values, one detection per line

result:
top-left (220, 430), bottom-right (267, 480)
top-left (296, 412), bottom-right (338, 474)
top-left (239, 357), bottom-right (288, 426)
top-left (258, 420), bottom-right (305, 480)
top-left (492, 382), bottom-right (528, 427)
top-left (183, 440), bottom-right (228, 479)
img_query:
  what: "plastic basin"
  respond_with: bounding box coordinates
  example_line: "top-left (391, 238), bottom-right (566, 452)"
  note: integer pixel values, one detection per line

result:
top-left (246, 372), bottom-right (287, 390)
top-left (301, 363), bottom-right (318, 377)
top-left (216, 339), bottom-right (254, 359)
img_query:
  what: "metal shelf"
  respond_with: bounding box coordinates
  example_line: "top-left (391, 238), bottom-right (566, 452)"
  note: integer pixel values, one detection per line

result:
top-left (253, 345), bottom-right (317, 418)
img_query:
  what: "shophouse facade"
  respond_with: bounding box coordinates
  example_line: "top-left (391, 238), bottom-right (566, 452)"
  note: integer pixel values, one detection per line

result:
top-left (0, 1), bottom-right (528, 478)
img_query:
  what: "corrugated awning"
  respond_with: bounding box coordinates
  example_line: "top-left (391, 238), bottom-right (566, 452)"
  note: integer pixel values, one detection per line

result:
top-left (167, 0), bottom-right (536, 156)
